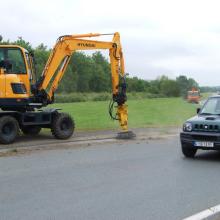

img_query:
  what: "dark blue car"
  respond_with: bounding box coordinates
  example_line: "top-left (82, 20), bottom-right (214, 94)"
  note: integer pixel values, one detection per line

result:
top-left (180, 95), bottom-right (220, 157)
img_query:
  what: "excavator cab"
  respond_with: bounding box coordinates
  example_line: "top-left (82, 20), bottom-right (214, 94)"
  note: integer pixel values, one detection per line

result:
top-left (0, 46), bottom-right (36, 110)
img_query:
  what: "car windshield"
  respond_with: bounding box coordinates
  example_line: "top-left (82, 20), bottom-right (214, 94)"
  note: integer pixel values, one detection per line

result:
top-left (200, 97), bottom-right (220, 115)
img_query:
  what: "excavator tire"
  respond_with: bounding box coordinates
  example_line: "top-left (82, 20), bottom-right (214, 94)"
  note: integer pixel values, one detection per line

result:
top-left (51, 113), bottom-right (74, 139)
top-left (0, 116), bottom-right (19, 144)
top-left (21, 126), bottom-right (41, 136)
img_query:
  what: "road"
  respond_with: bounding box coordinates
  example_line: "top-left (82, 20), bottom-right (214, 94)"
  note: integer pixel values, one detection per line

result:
top-left (1, 136), bottom-right (220, 220)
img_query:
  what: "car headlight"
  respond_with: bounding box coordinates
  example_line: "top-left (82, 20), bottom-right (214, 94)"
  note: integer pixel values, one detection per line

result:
top-left (183, 122), bottom-right (193, 132)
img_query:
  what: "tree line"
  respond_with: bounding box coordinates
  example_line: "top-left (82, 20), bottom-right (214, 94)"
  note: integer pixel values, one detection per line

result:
top-left (200, 86), bottom-right (220, 93)
top-left (0, 36), bottom-right (199, 97)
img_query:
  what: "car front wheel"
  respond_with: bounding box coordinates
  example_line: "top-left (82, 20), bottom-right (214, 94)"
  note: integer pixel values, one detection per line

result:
top-left (182, 145), bottom-right (197, 158)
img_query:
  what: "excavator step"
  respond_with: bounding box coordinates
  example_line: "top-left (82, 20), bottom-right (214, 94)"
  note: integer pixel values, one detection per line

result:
top-left (116, 130), bottom-right (136, 139)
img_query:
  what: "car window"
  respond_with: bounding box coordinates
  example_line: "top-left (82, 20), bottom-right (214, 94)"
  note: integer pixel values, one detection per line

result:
top-left (200, 98), bottom-right (220, 114)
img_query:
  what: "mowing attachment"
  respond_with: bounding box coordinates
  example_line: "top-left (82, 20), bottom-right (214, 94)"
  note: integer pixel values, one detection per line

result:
top-left (116, 130), bottom-right (136, 139)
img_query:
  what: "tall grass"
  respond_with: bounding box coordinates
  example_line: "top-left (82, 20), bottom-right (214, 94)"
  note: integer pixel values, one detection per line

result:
top-left (54, 92), bottom-right (165, 103)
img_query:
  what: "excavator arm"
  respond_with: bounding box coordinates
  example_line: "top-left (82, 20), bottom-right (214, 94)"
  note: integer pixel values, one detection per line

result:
top-left (35, 32), bottom-right (131, 133)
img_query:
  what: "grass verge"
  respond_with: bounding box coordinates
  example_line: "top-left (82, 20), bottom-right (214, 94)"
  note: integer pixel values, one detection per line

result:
top-left (51, 97), bottom-right (199, 131)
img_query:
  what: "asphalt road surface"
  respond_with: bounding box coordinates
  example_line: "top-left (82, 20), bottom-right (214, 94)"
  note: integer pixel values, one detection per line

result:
top-left (1, 136), bottom-right (220, 220)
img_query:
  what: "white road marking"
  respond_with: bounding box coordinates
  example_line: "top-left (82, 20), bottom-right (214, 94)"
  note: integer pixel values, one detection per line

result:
top-left (183, 204), bottom-right (220, 220)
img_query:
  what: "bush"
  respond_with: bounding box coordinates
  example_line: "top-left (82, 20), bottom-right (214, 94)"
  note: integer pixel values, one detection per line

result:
top-left (55, 93), bottom-right (87, 103)
top-left (92, 93), bottom-right (111, 101)
top-left (54, 92), bottom-right (167, 103)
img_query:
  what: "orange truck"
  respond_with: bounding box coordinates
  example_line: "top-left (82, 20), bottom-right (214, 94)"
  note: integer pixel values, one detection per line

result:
top-left (187, 88), bottom-right (200, 103)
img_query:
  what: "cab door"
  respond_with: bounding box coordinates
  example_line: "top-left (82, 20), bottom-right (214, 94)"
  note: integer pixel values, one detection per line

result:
top-left (0, 71), bottom-right (6, 98)
top-left (0, 48), bottom-right (6, 98)
top-left (3, 47), bottom-right (29, 98)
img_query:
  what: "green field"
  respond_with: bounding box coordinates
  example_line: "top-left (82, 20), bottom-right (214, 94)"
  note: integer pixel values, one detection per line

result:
top-left (52, 97), bottom-right (200, 131)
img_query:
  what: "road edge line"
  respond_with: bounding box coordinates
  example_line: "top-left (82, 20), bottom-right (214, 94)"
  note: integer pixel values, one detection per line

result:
top-left (183, 204), bottom-right (220, 220)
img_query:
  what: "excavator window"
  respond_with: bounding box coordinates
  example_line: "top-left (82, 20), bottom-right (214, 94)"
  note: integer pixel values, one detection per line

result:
top-left (0, 48), bottom-right (26, 74)
top-left (25, 52), bottom-right (34, 81)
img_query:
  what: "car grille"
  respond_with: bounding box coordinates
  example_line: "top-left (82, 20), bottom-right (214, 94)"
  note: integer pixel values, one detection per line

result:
top-left (194, 124), bottom-right (219, 132)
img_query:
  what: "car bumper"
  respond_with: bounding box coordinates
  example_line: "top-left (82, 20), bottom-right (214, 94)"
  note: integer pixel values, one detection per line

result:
top-left (180, 131), bottom-right (220, 150)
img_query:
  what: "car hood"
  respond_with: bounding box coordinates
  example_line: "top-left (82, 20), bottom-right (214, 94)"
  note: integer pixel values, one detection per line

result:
top-left (186, 115), bottom-right (220, 132)
top-left (187, 115), bottom-right (220, 123)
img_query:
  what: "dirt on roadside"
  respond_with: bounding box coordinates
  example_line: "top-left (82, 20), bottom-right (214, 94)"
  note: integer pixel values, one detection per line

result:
top-left (0, 126), bottom-right (180, 157)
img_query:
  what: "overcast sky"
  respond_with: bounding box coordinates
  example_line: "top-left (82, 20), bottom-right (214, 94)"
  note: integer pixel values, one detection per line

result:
top-left (2, 0), bottom-right (220, 86)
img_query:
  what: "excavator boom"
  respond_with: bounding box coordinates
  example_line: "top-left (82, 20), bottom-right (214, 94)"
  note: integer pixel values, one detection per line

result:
top-left (37, 33), bottom-right (122, 97)
top-left (34, 32), bottom-right (131, 133)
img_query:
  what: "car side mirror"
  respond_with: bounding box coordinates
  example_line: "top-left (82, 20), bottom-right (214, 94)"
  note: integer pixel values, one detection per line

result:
top-left (197, 108), bottom-right (200, 114)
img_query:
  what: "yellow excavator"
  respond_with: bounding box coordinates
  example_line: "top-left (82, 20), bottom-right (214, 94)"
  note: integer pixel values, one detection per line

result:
top-left (0, 32), bottom-right (135, 144)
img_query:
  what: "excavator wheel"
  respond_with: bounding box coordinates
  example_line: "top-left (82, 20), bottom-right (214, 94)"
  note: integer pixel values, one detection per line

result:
top-left (51, 113), bottom-right (74, 139)
top-left (0, 116), bottom-right (19, 144)
top-left (21, 126), bottom-right (41, 136)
